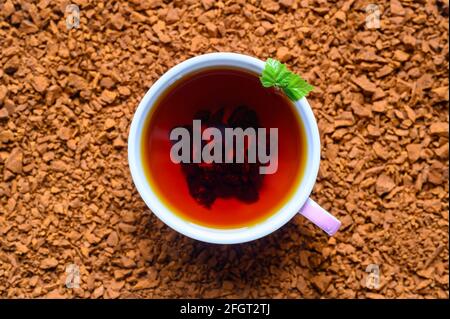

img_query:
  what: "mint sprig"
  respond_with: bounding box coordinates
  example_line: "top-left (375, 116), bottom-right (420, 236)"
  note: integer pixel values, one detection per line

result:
top-left (260, 58), bottom-right (314, 101)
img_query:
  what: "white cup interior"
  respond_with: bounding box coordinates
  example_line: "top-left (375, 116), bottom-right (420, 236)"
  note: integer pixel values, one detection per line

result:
top-left (128, 52), bottom-right (321, 244)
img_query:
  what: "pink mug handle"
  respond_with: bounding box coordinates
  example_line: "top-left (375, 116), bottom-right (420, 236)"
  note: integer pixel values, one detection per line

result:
top-left (299, 198), bottom-right (341, 236)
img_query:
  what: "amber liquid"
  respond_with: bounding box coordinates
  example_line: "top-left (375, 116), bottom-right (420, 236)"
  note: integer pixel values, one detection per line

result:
top-left (141, 68), bottom-right (306, 229)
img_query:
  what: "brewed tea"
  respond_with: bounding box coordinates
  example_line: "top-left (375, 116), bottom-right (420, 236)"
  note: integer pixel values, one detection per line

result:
top-left (141, 68), bottom-right (306, 228)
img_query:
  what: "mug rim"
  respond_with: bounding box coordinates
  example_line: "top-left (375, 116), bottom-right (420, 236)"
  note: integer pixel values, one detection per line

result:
top-left (128, 52), bottom-right (320, 244)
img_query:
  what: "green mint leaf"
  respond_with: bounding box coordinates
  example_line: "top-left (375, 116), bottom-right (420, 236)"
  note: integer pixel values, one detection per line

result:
top-left (260, 58), bottom-right (291, 88)
top-left (259, 58), bottom-right (314, 101)
top-left (283, 73), bottom-right (315, 101)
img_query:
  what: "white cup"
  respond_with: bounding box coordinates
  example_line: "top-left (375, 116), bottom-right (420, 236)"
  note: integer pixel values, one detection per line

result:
top-left (128, 52), bottom-right (341, 244)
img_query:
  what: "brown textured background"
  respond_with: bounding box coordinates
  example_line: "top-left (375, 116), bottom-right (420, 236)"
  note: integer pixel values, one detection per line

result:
top-left (0, 0), bottom-right (448, 298)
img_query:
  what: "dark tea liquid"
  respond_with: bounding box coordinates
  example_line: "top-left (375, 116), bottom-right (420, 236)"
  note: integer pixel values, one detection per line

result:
top-left (141, 68), bottom-right (306, 228)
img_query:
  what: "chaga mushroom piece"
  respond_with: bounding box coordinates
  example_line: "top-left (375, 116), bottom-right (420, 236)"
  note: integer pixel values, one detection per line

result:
top-left (227, 105), bottom-right (259, 129)
top-left (185, 170), bottom-right (217, 208)
top-left (193, 109), bottom-right (210, 122)
top-left (209, 107), bottom-right (225, 125)
top-left (178, 106), bottom-right (264, 208)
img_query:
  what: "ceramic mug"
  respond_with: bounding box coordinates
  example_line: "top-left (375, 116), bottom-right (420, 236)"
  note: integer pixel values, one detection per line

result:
top-left (128, 52), bottom-right (341, 244)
